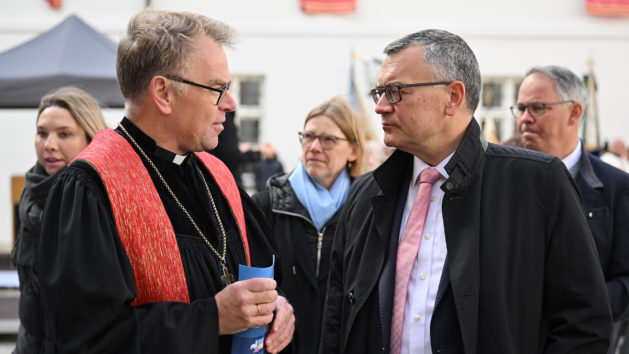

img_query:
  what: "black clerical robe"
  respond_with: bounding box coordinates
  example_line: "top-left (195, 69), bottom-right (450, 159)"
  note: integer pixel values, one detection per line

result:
top-left (38, 118), bottom-right (276, 353)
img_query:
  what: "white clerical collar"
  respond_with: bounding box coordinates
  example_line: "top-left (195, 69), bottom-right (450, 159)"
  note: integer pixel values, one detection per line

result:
top-left (561, 140), bottom-right (582, 172)
top-left (172, 154), bottom-right (187, 165)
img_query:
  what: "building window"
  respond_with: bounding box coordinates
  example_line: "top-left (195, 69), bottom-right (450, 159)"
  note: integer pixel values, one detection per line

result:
top-left (230, 75), bottom-right (265, 193)
top-left (239, 119), bottom-right (259, 143)
top-left (482, 82), bottom-right (503, 108)
top-left (231, 75), bottom-right (264, 144)
top-left (476, 77), bottom-right (522, 143)
top-left (240, 79), bottom-right (261, 106)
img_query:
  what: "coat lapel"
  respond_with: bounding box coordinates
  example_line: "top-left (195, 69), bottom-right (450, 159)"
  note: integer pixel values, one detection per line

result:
top-left (374, 151), bottom-right (413, 350)
top-left (439, 119), bottom-right (485, 354)
top-left (343, 194), bottom-right (392, 344)
top-left (344, 150), bottom-right (413, 350)
top-left (442, 186), bottom-right (480, 354)
top-left (376, 184), bottom-right (409, 351)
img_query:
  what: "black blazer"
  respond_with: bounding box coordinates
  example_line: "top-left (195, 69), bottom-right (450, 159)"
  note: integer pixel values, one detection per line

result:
top-left (320, 119), bottom-right (612, 354)
top-left (574, 147), bottom-right (629, 321)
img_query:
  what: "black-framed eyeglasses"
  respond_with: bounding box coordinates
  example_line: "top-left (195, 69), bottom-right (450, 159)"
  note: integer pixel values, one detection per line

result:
top-left (165, 75), bottom-right (231, 105)
top-left (510, 100), bottom-right (575, 119)
top-left (370, 81), bottom-right (452, 104)
top-left (298, 131), bottom-right (348, 150)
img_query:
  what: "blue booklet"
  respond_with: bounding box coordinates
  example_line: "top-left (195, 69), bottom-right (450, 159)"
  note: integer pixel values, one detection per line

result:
top-left (231, 257), bottom-right (275, 354)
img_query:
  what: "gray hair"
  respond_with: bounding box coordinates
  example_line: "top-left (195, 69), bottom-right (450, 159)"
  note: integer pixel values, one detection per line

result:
top-left (117, 8), bottom-right (235, 103)
top-left (384, 29), bottom-right (481, 112)
top-left (525, 66), bottom-right (589, 118)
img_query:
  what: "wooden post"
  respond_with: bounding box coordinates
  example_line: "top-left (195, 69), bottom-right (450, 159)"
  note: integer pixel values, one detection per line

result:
top-left (11, 175), bottom-right (25, 246)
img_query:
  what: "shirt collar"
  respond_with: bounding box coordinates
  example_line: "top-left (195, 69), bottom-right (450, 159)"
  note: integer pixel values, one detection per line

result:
top-left (411, 152), bottom-right (453, 187)
top-left (561, 139), bottom-right (582, 172)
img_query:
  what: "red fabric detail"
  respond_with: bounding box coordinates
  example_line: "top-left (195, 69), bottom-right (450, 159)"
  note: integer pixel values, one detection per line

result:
top-left (195, 152), bottom-right (251, 266)
top-left (301, 0), bottom-right (356, 14)
top-left (46, 0), bottom-right (62, 10)
top-left (586, 0), bottom-right (629, 16)
top-left (74, 130), bottom-right (190, 305)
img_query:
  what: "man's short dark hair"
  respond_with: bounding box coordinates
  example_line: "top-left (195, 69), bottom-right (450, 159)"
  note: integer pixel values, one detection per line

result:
top-left (384, 29), bottom-right (481, 113)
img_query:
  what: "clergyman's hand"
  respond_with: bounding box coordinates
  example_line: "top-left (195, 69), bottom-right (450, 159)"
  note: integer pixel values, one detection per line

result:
top-left (215, 278), bottom-right (277, 335)
top-left (265, 295), bottom-right (295, 353)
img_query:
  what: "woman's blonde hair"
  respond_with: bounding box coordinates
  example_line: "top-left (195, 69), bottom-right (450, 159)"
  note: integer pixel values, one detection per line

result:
top-left (304, 96), bottom-right (367, 177)
top-left (38, 86), bottom-right (108, 141)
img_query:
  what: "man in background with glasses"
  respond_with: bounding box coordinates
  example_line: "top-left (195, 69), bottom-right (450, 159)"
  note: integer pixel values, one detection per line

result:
top-left (515, 65), bottom-right (629, 354)
top-left (320, 30), bottom-right (611, 354)
top-left (37, 8), bottom-right (294, 353)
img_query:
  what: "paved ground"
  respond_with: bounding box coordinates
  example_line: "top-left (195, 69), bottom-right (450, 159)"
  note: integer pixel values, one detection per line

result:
top-left (0, 255), bottom-right (19, 352)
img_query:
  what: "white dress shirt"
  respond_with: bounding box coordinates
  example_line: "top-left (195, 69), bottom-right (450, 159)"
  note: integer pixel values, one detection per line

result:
top-left (562, 139), bottom-right (582, 172)
top-left (398, 153), bottom-right (452, 354)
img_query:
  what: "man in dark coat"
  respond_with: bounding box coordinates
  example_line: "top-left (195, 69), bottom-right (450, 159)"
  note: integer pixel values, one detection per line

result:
top-left (516, 65), bottom-right (629, 354)
top-left (319, 30), bottom-right (611, 354)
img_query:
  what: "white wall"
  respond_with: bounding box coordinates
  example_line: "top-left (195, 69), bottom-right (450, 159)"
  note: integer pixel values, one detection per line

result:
top-left (0, 0), bottom-right (628, 251)
top-left (149, 0), bottom-right (629, 168)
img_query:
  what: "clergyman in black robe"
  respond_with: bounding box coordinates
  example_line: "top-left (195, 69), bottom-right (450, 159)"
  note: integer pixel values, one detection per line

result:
top-left (37, 9), bottom-right (294, 354)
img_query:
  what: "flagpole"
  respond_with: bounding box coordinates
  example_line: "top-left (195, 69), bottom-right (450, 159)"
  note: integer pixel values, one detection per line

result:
top-left (583, 57), bottom-right (601, 152)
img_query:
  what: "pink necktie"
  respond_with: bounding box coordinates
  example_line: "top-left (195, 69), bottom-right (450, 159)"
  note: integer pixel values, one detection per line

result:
top-left (390, 167), bottom-right (442, 354)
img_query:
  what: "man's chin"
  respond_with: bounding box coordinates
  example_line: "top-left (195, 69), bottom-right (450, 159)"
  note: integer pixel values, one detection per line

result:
top-left (382, 135), bottom-right (397, 148)
top-left (203, 140), bottom-right (219, 152)
top-left (521, 139), bottom-right (540, 152)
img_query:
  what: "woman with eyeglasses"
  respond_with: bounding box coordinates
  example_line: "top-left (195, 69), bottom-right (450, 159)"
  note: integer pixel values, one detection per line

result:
top-left (12, 86), bottom-right (108, 354)
top-left (252, 96), bottom-right (367, 354)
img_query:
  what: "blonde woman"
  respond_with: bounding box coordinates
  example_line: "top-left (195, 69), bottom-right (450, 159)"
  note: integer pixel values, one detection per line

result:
top-left (13, 86), bottom-right (107, 354)
top-left (253, 96), bottom-right (367, 354)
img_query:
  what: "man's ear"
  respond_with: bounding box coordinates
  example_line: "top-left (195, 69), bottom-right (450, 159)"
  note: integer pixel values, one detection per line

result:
top-left (567, 102), bottom-right (583, 126)
top-left (150, 76), bottom-right (173, 115)
top-left (444, 81), bottom-right (466, 116)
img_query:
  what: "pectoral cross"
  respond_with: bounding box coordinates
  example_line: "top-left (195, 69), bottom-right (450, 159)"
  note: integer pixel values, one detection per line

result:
top-left (221, 263), bottom-right (234, 286)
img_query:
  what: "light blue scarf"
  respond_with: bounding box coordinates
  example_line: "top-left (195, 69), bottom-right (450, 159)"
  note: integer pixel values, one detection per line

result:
top-left (288, 162), bottom-right (351, 231)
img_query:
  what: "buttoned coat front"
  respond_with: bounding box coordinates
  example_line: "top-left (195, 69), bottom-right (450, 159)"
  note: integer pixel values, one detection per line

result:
top-left (573, 147), bottom-right (629, 322)
top-left (319, 120), bottom-right (612, 354)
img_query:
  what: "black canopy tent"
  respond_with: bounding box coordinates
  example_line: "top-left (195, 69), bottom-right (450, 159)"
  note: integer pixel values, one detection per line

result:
top-left (0, 14), bottom-right (124, 108)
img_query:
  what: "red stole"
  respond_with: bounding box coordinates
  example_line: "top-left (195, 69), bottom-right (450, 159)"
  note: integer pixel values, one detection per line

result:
top-left (74, 129), bottom-right (251, 305)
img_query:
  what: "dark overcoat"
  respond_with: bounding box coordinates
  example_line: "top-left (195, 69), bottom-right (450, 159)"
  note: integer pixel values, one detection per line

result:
top-left (320, 119), bottom-right (612, 354)
top-left (573, 147), bottom-right (629, 322)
